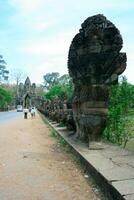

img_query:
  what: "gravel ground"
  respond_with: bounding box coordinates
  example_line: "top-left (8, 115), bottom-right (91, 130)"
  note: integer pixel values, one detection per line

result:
top-left (0, 112), bottom-right (103, 200)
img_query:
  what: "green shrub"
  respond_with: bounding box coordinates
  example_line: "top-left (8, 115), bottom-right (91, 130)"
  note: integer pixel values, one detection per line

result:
top-left (0, 86), bottom-right (12, 109)
top-left (103, 77), bottom-right (134, 146)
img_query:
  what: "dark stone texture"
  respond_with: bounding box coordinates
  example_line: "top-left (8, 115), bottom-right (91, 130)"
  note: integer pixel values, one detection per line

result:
top-left (68, 14), bottom-right (127, 145)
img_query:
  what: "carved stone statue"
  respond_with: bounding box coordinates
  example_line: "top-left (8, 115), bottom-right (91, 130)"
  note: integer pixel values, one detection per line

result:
top-left (68, 14), bottom-right (127, 145)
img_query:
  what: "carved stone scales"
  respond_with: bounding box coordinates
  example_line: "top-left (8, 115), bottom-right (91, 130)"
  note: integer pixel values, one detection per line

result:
top-left (68, 14), bottom-right (127, 145)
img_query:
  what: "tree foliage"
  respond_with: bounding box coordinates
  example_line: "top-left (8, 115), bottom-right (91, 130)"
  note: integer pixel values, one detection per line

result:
top-left (0, 86), bottom-right (12, 109)
top-left (103, 77), bottom-right (134, 146)
top-left (43, 73), bottom-right (73, 100)
top-left (0, 55), bottom-right (9, 83)
top-left (43, 72), bottom-right (60, 89)
top-left (58, 74), bottom-right (71, 86)
top-left (45, 84), bottom-right (73, 100)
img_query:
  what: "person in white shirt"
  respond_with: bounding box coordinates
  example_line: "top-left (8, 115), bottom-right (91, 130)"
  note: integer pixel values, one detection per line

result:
top-left (31, 107), bottom-right (36, 118)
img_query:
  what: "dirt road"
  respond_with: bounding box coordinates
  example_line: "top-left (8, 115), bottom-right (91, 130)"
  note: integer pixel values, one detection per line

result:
top-left (0, 112), bottom-right (101, 200)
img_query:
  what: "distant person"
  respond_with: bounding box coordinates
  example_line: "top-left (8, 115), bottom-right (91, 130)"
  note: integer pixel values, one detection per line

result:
top-left (29, 107), bottom-right (31, 112)
top-left (31, 107), bottom-right (36, 118)
top-left (23, 108), bottom-right (28, 119)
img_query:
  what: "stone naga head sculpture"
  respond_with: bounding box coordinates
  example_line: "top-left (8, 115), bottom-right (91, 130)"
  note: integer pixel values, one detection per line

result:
top-left (68, 14), bottom-right (127, 145)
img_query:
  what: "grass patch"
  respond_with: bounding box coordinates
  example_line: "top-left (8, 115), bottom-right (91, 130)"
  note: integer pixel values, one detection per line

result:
top-left (51, 129), bottom-right (59, 138)
top-left (50, 128), bottom-right (67, 146)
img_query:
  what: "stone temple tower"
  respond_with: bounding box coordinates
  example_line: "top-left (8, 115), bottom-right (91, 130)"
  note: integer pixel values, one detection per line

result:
top-left (16, 77), bottom-right (36, 108)
top-left (24, 77), bottom-right (31, 94)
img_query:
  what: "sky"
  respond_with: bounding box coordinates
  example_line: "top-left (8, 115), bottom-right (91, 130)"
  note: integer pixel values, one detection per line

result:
top-left (0, 0), bottom-right (134, 84)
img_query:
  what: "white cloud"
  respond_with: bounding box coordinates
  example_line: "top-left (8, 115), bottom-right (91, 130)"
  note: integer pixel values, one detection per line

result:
top-left (9, 0), bottom-right (48, 14)
top-left (8, 0), bottom-right (56, 34)
top-left (20, 31), bottom-right (73, 57)
top-left (32, 22), bottom-right (50, 32)
top-left (16, 31), bottom-right (73, 83)
top-left (26, 57), bottom-right (68, 83)
top-left (9, 0), bottom-right (134, 21)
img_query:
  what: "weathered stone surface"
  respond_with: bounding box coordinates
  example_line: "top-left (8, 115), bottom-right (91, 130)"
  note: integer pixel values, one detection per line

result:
top-left (112, 179), bottom-right (134, 196)
top-left (17, 77), bottom-right (36, 107)
top-left (68, 14), bottom-right (127, 145)
top-left (101, 166), bottom-right (134, 181)
top-left (124, 194), bottom-right (134, 200)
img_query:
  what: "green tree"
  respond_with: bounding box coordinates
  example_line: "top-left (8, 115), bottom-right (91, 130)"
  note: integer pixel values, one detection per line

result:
top-left (103, 77), bottom-right (134, 146)
top-left (45, 84), bottom-right (73, 100)
top-left (45, 85), bottom-right (65, 100)
top-left (0, 55), bottom-right (9, 83)
top-left (0, 86), bottom-right (12, 110)
top-left (43, 73), bottom-right (74, 100)
top-left (43, 72), bottom-right (60, 89)
top-left (58, 74), bottom-right (72, 86)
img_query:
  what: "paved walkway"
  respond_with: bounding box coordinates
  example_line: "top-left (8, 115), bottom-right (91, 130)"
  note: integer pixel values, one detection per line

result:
top-left (0, 113), bottom-right (101, 200)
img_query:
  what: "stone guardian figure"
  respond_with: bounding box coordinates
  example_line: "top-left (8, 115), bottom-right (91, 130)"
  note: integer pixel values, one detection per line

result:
top-left (68, 14), bottom-right (127, 147)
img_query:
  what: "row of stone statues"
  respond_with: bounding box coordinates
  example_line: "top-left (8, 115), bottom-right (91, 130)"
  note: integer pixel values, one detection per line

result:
top-left (36, 97), bottom-right (76, 131)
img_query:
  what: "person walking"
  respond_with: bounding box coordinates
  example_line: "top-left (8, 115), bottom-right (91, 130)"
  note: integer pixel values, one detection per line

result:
top-left (23, 108), bottom-right (28, 119)
top-left (31, 107), bottom-right (36, 118)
